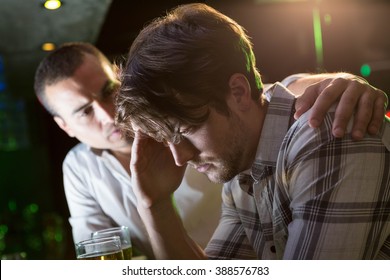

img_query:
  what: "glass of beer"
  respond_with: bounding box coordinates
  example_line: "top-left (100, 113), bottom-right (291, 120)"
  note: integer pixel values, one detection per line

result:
top-left (75, 236), bottom-right (124, 260)
top-left (91, 226), bottom-right (132, 260)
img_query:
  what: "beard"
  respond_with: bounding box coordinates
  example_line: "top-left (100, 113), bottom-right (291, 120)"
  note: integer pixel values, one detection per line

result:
top-left (196, 113), bottom-right (250, 184)
top-left (204, 148), bottom-right (243, 183)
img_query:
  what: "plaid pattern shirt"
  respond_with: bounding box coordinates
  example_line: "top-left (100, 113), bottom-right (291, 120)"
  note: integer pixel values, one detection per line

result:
top-left (205, 83), bottom-right (390, 259)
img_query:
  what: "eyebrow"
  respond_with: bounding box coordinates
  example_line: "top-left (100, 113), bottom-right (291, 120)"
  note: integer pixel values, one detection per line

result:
top-left (72, 80), bottom-right (110, 115)
top-left (72, 101), bottom-right (92, 116)
top-left (71, 80), bottom-right (112, 115)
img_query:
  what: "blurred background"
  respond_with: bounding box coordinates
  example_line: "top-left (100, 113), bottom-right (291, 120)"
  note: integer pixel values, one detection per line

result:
top-left (0, 0), bottom-right (389, 259)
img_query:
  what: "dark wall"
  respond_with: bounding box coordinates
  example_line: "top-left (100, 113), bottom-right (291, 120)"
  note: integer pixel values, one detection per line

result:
top-left (209, 0), bottom-right (390, 95)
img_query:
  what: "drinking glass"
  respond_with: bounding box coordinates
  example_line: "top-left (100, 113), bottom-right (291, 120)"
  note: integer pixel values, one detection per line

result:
top-left (91, 226), bottom-right (132, 260)
top-left (75, 236), bottom-right (124, 260)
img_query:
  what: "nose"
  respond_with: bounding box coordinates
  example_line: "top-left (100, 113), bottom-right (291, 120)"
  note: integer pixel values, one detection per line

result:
top-left (168, 139), bottom-right (197, 166)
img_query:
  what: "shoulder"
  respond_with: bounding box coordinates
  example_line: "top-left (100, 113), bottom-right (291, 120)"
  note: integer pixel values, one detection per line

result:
top-left (64, 143), bottom-right (89, 161)
top-left (288, 103), bottom-right (339, 143)
top-left (63, 143), bottom-right (103, 169)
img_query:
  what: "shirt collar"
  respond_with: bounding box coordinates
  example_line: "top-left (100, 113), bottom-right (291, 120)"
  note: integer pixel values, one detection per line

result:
top-left (88, 146), bottom-right (117, 162)
top-left (251, 82), bottom-right (296, 180)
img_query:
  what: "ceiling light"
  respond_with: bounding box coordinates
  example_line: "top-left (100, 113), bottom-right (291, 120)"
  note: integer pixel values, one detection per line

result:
top-left (43, 0), bottom-right (62, 10)
top-left (41, 43), bottom-right (56, 52)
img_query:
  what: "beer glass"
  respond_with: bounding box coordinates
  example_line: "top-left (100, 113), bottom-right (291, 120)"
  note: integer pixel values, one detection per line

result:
top-left (75, 236), bottom-right (124, 260)
top-left (91, 226), bottom-right (132, 260)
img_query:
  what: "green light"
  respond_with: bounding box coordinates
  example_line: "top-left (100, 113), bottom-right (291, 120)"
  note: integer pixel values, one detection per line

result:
top-left (312, 8), bottom-right (324, 69)
top-left (28, 203), bottom-right (39, 214)
top-left (7, 136), bottom-right (17, 151)
top-left (8, 200), bottom-right (17, 212)
top-left (55, 233), bottom-right (63, 242)
top-left (0, 225), bottom-right (8, 238)
top-left (171, 194), bottom-right (178, 214)
top-left (360, 64), bottom-right (371, 77)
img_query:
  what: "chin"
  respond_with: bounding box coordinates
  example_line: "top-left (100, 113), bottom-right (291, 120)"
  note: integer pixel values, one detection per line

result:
top-left (206, 169), bottom-right (236, 184)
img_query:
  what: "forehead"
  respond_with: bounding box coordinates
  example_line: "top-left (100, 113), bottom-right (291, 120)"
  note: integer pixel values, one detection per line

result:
top-left (69, 53), bottom-right (115, 86)
top-left (44, 54), bottom-right (114, 116)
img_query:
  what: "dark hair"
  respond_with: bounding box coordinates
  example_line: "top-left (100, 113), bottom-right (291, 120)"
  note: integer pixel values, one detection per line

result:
top-left (34, 42), bottom-right (108, 116)
top-left (116, 3), bottom-right (263, 143)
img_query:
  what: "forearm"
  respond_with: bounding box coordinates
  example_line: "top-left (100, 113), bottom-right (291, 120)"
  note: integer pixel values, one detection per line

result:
top-left (137, 196), bottom-right (207, 260)
top-left (285, 72), bottom-right (355, 96)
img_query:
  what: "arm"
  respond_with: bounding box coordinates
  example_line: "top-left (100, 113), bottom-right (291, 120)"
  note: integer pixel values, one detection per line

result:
top-left (131, 131), bottom-right (206, 259)
top-left (63, 152), bottom-right (114, 243)
top-left (285, 72), bottom-right (388, 140)
top-left (205, 182), bottom-right (258, 259)
top-left (137, 199), bottom-right (206, 259)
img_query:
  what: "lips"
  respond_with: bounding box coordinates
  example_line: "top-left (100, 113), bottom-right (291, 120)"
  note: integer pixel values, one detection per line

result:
top-left (195, 163), bottom-right (211, 173)
top-left (107, 128), bottom-right (122, 141)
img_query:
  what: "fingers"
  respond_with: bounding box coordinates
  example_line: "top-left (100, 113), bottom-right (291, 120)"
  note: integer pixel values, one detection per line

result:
top-left (131, 130), bottom-right (146, 165)
top-left (307, 78), bottom-right (353, 130)
top-left (348, 85), bottom-right (378, 140)
top-left (331, 79), bottom-right (365, 138)
top-left (337, 83), bottom-right (387, 139)
top-left (132, 130), bottom-right (159, 161)
top-left (309, 77), bottom-right (387, 139)
top-left (293, 74), bottom-right (388, 140)
top-left (294, 86), bottom-right (319, 120)
top-left (367, 90), bottom-right (388, 135)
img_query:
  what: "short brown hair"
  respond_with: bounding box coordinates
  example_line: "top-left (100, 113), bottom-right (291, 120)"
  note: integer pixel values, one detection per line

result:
top-left (116, 3), bottom-right (263, 143)
top-left (34, 42), bottom-right (109, 116)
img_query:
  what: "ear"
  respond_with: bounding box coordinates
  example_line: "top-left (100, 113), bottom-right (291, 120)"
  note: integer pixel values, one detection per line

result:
top-left (53, 116), bottom-right (75, 138)
top-left (228, 73), bottom-right (252, 111)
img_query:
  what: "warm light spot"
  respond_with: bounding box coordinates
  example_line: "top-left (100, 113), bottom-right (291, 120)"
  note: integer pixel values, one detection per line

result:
top-left (44, 0), bottom-right (62, 10)
top-left (41, 43), bottom-right (56, 51)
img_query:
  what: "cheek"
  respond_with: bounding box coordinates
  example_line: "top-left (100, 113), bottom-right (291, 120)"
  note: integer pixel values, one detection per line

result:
top-left (105, 102), bottom-right (117, 119)
top-left (69, 123), bottom-right (102, 140)
top-left (189, 109), bottom-right (233, 154)
top-left (190, 127), bottom-right (228, 156)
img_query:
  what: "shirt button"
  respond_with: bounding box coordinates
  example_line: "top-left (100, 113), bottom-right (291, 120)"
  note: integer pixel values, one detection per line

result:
top-left (270, 246), bottom-right (276, 253)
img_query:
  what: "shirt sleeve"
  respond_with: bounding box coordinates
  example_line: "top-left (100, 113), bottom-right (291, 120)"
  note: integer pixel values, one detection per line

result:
top-left (205, 182), bottom-right (258, 259)
top-left (63, 151), bottom-right (115, 243)
top-left (275, 106), bottom-right (390, 259)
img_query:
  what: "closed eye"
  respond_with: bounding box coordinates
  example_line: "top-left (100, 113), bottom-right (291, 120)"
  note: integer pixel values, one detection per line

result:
top-left (179, 125), bottom-right (197, 136)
